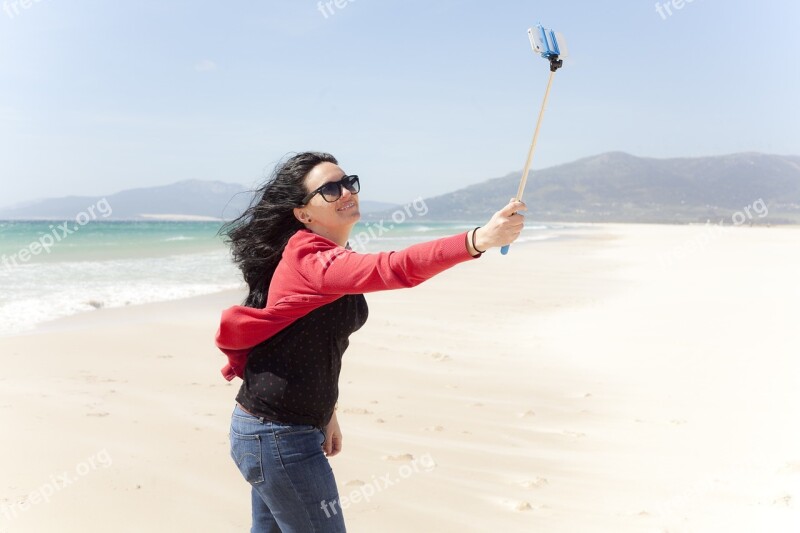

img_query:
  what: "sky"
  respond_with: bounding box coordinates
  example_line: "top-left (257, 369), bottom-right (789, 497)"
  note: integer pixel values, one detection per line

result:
top-left (1, 0), bottom-right (798, 207)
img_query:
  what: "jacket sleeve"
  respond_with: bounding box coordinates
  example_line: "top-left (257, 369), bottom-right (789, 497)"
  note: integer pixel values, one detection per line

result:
top-left (295, 231), bottom-right (480, 296)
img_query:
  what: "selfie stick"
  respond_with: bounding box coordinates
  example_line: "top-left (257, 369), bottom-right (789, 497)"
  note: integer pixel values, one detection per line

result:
top-left (501, 24), bottom-right (565, 255)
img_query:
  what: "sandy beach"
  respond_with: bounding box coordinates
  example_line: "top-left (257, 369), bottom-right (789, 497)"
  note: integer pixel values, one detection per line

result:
top-left (1, 223), bottom-right (798, 532)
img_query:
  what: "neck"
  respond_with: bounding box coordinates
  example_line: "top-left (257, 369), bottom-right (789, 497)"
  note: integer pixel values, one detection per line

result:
top-left (306, 225), bottom-right (351, 247)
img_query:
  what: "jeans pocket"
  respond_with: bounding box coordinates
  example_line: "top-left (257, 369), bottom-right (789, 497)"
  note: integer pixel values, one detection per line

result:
top-left (274, 424), bottom-right (319, 439)
top-left (229, 429), bottom-right (264, 484)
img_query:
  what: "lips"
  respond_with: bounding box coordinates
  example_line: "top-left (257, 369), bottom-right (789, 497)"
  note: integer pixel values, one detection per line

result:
top-left (337, 201), bottom-right (356, 211)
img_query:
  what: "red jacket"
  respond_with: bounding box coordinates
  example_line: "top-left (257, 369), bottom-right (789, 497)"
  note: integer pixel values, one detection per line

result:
top-left (215, 229), bottom-right (480, 380)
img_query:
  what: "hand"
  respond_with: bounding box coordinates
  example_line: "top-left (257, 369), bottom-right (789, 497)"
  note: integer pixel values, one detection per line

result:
top-left (474, 198), bottom-right (527, 251)
top-left (322, 411), bottom-right (342, 457)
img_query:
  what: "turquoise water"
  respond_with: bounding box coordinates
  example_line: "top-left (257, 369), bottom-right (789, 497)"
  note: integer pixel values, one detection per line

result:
top-left (0, 220), bottom-right (561, 335)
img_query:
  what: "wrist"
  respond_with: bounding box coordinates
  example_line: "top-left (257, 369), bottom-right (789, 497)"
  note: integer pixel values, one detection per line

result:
top-left (472, 227), bottom-right (487, 253)
top-left (466, 228), bottom-right (482, 257)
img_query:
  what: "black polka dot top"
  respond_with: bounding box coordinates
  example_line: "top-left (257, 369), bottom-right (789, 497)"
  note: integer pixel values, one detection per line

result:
top-left (235, 293), bottom-right (368, 429)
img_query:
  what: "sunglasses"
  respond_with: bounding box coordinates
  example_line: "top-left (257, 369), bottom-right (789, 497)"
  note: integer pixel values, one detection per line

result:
top-left (300, 175), bottom-right (360, 205)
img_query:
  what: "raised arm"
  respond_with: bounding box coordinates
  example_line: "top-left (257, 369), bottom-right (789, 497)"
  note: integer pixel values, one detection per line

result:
top-left (301, 231), bottom-right (477, 295)
top-left (291, 199), bottom-right (527, 296)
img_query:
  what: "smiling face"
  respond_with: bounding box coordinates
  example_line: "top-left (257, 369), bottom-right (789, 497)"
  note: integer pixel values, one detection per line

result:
top-left (293, 161), bottom-right (360, 243)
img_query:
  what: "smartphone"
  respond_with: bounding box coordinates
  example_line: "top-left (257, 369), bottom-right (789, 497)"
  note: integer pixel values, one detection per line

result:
top-left (528, 24), bottom-right (567, 60)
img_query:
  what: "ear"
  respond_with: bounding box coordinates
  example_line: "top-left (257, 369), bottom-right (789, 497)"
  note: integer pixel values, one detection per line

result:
top-left (293, 206), bottom-right (311, 225)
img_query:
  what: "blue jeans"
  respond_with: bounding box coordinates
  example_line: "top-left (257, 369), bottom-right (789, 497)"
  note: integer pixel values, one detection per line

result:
top-left (229, 404), bottom-right (346, 532)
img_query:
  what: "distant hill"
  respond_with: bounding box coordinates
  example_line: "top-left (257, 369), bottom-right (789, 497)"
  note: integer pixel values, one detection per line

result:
top-left (363, 152), bottom-right (800, 224)
top-left (4, 153), bottom-right (798, 224)
top-left (0, 180), bottom-right (398, 220)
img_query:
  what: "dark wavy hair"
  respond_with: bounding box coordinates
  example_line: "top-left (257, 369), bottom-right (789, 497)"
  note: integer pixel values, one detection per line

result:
top-left (219, 152), bottom-right (338, 308)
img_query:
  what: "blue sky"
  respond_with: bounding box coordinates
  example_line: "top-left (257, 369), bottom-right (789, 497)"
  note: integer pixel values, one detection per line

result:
top-left (1, 0), bottom-right (798, 207)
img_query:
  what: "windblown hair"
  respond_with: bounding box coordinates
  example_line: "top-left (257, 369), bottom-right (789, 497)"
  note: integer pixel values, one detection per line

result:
top-left (219, 152), bottom-right (338, 308)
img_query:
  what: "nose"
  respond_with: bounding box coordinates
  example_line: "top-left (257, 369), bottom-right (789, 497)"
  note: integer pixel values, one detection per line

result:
top-left (340, 185), bottom-right (353, 200)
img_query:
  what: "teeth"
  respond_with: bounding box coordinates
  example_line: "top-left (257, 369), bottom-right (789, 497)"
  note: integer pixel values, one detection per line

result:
top-left (338, 202), bottom-right (355, 211)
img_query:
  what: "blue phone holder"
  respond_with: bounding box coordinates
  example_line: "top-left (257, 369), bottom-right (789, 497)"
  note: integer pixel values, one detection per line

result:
top-left (528, 24), bottom-right (564, 72)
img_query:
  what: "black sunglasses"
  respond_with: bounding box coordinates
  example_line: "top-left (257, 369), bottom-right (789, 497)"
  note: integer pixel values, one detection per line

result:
top-left (300, 175), bottom-right (360, 205)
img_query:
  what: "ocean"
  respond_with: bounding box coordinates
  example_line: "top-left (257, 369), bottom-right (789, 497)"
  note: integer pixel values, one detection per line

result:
top-left (0, 219), bottom-right (563, 336)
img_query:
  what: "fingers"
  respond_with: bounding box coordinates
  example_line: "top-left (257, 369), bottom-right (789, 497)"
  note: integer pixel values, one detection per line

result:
top-left (498, 198), bottom-right (525, 246)
top-left (500, 198), bottom-right (527, 217)
top-left (322, 432), bottom-right (342, 457)
top-left (324, 438), bottom-right (342, 457)
top-left (322, 428), bottom-right (332, 455)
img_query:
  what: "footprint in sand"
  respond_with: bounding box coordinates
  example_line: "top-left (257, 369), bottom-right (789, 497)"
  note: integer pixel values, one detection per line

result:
top-left (670, 419), bottom-right (687, 425)
top-left (471, 402), bottom-right (484, 407)
top-left (779, 462), bottom-right (800, 474)
top-left (345, 479), bottom-right (366, 487)
top-left (382, 453), bottom-right (414, 462)
top-left (86, 412), bottom-right (110, 417)
top-left (584, 393), bottom-right (592, 398)
top-left (429, 352), bottom-right (452, 362)
top-left (375, 418), bottom-right (386, 423)
top-left (562, 430), bottom-right (586, 438)
top-left (369, 400), bottom-right (379, 404)
top-left (497, 499), bottom-right (539, 512)
top-left (342, 408), bottom-right (373, 415)
top-left (424, 425), bottom-right (444, 432)
top-left (773, 494), bottom-right (792, 507)
top-left (518, 410), bottom-right (536, 418)
top-left (519, 477), bottom-right (549, 489)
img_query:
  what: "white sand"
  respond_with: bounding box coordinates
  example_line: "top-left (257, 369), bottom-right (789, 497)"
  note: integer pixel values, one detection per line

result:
top-left (1, 223), bottom-right (798, 532)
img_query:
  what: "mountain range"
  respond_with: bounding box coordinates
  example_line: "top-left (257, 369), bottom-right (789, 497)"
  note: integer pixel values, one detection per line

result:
top-left (2, 152), bottom-right (798, 224)
top-left (0, 181), bottom-right (396, 221)
top-left (367, 152), bottom-right (799, 224)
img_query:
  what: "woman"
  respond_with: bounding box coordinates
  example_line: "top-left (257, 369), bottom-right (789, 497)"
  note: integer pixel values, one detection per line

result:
top-left (216, 152), bottom-right (525, 532)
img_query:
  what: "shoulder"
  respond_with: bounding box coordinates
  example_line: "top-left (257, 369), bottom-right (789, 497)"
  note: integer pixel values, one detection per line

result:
top-left (283, 229), bottom-right (349, 269)
top-left (285, 229), bottom-right (339, 255)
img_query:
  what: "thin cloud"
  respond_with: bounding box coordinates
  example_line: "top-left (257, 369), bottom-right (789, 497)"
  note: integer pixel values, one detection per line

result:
top-left (194, 60), bottom-right (217, 72)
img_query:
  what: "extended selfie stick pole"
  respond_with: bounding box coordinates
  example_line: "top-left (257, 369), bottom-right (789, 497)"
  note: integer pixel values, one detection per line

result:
top-left (501, 25), bottom-right (565, 255)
